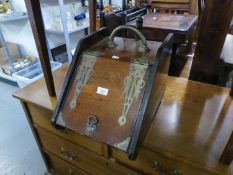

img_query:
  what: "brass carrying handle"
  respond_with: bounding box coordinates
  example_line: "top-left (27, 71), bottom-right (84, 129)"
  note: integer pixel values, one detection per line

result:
top-left (107, 25), bottom-right (150, 53)
top-left (152, 160), bottom-right (182, 175)
top-left (60, 147), bottom-right (78, 161)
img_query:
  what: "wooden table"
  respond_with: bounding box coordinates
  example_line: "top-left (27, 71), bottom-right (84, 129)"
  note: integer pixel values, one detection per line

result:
top-left (127, 13), bottom-right (197, 74)
top-left (127, 13), bottom-right (197, 42)
top-left (13, 64), bottom-right (232, 175)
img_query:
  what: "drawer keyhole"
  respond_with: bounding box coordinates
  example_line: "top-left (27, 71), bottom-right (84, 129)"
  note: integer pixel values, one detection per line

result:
top-left (86, 116), bottom-right (98, 131)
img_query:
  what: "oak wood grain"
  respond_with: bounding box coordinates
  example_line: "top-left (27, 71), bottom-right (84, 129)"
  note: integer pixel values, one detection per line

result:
top-left (13, 64), bottom-right (232, 175)
top-left (88, 0), bottom-right (97, 32)
top-left (36, 127), bottom-right (140, 175)
top-left (59, 37), bottom-right (162, 152)
top-left (27, 103), bottom-right (104, 156)
top-left (111, 77), bottom-right (232, 175)
top-left (144, 77), bottom-right (231, 174)
top-left (44, 151), bottom-right (90, 175)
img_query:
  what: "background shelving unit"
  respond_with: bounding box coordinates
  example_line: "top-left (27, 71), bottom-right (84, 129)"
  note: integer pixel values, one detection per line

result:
top-left (40, 0), bottom-right (90, 62)
top-left (97, 0), bottom-right (127, 11)
top-left (45, 22), bottom-right (89, 34)
top-left (0, 0), bottom-right (40, 83)
top-left (0, 12), bottom-right (29, 82)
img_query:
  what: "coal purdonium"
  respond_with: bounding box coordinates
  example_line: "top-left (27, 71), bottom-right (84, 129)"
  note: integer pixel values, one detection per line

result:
top-left (52, 26), bottom-right (173, 159)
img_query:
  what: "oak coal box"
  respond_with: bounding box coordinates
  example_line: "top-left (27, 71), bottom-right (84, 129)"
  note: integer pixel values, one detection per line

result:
top-left (52, 26), bottom-right (173, 159)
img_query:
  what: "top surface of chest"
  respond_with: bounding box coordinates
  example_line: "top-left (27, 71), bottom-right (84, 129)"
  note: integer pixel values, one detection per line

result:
top-left (13, 65), bottom-right (231, 172)
top-left (145, 77), bottom-right (232, 172)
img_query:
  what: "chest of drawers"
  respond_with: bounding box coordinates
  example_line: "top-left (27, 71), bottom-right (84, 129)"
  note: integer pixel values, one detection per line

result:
top-left (13, 65), bottom-right (231, 175)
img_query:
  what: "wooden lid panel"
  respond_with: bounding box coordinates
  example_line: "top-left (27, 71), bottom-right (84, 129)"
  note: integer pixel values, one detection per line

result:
top-left (127, 13), bottom-right (197, 32)
top-left (87, 37), bottom-right (161, 62)
top-left (58, 37), bottom-right (157, 151)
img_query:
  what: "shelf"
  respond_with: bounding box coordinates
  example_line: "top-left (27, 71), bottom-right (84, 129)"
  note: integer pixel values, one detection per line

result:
top-left (40, 0), bottom-right (86, 4)
top-left (45, 23), bottom-right (89, 34)
top-left (0, 13), bottom-right (28, 23)
top-left (0, 71), bottom-right (17, 82)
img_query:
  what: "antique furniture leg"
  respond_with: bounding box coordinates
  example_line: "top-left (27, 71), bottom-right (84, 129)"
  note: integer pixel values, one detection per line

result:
top-left (189, 0), bottom-right (233, 84)
top-left (88, 0), bottom-right (97, 33)
top-left (231, 82), bottom-right (233, 97)
top-left (186, 25), bottom-right (196, 54)
top-left (168, 43), bottom-right (178, 75)
top-left (230, 71), bottom-right (233, 96)
top-left (25, 0), bottom-right (56, 97)
top-left (221, 129), bottom-right (233, 165)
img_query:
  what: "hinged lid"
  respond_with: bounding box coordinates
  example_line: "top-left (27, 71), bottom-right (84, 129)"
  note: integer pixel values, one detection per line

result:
top-left (52, 27), bottom-right (173, 159)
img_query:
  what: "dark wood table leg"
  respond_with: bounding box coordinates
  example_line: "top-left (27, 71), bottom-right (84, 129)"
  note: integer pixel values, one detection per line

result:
top-left (88, 0), bottom-right (97, 33)
top-left (230, 71), bottom-right (233, 96)
top-left (25, 0), bottom-right (56, 97)
top-left (168, 43), bottom-right (179, 76)
top-left (186, 25), bottom-right (196, 54)
top-left (231, 85), bottom-right (233, 96)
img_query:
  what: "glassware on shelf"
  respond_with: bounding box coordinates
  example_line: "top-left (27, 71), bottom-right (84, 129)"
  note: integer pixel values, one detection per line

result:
top-left (72, 5), bottom-right (88, 27)
top-left (112, 5), bottom-right (122, 12)
top-left (74, 12), bottom-right (86, 26)
top-left (1, 56), bottom-right (36, 75)
top-left (54, 15), bottom-right (63, 31)
top-left (66, 12), bottom-right (75, 30)
top-left (46, 1), bottom-right (90, 32)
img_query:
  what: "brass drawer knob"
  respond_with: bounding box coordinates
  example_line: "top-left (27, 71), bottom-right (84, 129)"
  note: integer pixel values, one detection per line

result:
top-left (152, 160), bottom-right (161, 170)
top-left (152, 160), bottom-right (181, 175)
top-left (170, 170), bottom-right (182, 175)
top-left (60, 147), bottom-right (78, 160)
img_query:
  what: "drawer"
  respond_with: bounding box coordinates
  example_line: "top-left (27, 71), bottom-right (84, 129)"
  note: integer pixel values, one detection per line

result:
top-left (36, 127), bottom-right (141, 175)
top-left (44, 151), bottom-right (90, 175)
top-left (111, 147), bottom-right (217, 175)
top-left (27, 103), bottom-right (103, 155)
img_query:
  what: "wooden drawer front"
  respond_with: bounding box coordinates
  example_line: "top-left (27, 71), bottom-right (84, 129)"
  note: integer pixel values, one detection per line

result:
top-left (44, 151), bottom-right (89, 175)
top-left (111, 148), bottom-right (214, 175)
top-left (36, 127), bottom-right (140, 175)
top-left (27, 103), bottom-right (103, 155)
